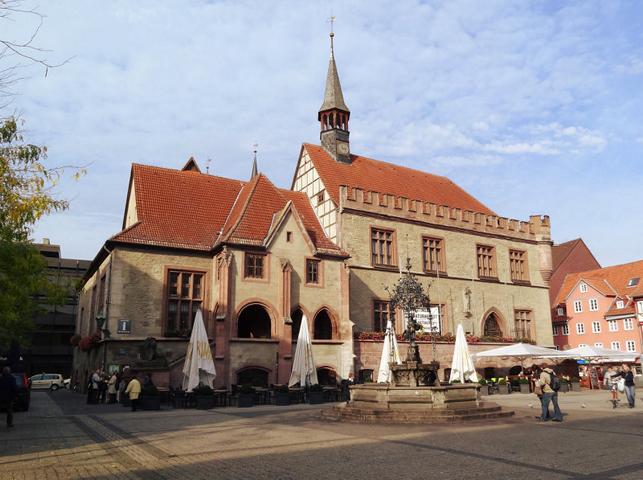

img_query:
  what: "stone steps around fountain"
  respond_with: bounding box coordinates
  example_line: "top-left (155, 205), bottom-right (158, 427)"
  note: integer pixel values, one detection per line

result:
top-left (321, 401), bottom-right (514, 424)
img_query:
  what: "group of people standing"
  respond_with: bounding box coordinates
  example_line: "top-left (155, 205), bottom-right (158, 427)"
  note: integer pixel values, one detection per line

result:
top-left (603, 364), bottom-right (636, 409)
top-left (86, 369), bottom-right (121, 404)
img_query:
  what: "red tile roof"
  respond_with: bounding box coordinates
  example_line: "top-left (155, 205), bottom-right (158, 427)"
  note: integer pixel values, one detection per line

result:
top-left (554, 259), bottom-right (643, 306)
top-left (605, 298), bottom-right (636, 317)
top-left (302, 143), bottom-right (496, 215)
top-left (111, 164), bottom-right (344, 256)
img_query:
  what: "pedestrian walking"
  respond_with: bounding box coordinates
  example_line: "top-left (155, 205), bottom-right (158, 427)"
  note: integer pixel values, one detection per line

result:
top-left (0, 367), bottom-right (17, 428)
top-left (618, 364), bottom-right (636, 408)
top-left (98, 373), bottom-right (108, 404)
top-left (538, 364), bottom-right (563, 422)
top-left (603, 366), bottom-right (620, 408)
top-left (125, 373), bottom-right (142, 411)
top-left (107, 372), bottom-right (118, 404)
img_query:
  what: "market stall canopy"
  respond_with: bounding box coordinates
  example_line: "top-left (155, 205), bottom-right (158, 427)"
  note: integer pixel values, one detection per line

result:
top-left (472, 342), bottom-right (563, 359)
top-left (559, 345), bottom-right (635, 360)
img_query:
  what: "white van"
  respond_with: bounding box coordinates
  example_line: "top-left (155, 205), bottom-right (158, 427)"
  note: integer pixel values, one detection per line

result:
top-left (30, 373), bottom-right (65, 390)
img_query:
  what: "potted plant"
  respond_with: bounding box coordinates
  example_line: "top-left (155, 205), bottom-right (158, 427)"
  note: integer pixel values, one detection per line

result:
top-left (238, 384), bottom-right (255, 408)
top-left (497, 378), bottom-right (511, 394)
top-left (273, 384), bottom-right (290, 406)
top-left (308, 384), bottom-right (325, 404)
top-left (570, 377), bottom-right (581, 392)
top-left (478, 379), bottom-right (489, 396)
top-left (192, 384), bottom-right (215, 410)
top-left (139, 383), bottom-right (161, 410)
top-left (450, 379), bottom-right (461, 385)
top-left (518, 377), bottom-right (531, 394)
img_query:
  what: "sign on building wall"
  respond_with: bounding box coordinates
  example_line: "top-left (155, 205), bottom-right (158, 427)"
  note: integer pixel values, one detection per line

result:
top-left (407, 306), bottom-right (441, 334)
top-left (117, 320), bottom-right (131, 334)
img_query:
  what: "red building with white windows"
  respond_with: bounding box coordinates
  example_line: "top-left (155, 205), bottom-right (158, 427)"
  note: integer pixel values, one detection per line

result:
top-left (551, 260), bottom-right (643, 360)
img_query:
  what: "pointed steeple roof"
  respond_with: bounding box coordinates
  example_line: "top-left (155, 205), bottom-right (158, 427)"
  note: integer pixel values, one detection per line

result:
top-left (318, 33), bottom-right (350, 115)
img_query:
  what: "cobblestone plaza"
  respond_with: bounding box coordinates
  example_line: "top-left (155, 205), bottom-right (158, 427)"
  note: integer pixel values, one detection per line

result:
top-left (1, 391), bottom-right (641, 480)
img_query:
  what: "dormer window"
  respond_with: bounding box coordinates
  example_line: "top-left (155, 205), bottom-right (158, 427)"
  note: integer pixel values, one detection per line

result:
top-left (579, 282), bottom-right (588, 293)
top-left (627, 277), bottom-right (640, 287)
top-left (616, 300), bottom-right (624, 309)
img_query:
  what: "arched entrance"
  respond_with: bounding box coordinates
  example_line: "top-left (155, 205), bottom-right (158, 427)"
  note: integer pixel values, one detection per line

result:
top-left (236, 368), bottom-right (269, 387)
top-left (483, 312), bottom-right (503, 337)
top-left (237, 304), bottom-right (272, 339)
top-left (291, 308), bottom-right (303, 342)
top-left (313, 309), bottom-right (333, 340)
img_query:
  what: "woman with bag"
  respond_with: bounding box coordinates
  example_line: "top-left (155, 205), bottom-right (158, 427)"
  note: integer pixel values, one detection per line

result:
top-left (603, 366), bottom-right (620, 409)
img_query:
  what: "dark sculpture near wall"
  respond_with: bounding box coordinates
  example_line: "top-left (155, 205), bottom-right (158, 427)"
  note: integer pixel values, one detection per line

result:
top-left (140, 337), bottom-right (158, 362)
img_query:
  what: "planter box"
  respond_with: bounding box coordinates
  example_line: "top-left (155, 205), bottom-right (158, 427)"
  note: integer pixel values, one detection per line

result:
top-left (571, 382), bottom-right (581, 392)
top-left (238, 393), bottom-right (254, 408)
top-left (139, 395), bottom-right (161, 411)
top-left (275, 392), bottom-right (291, 406)
top-left (519, 383), bottom-right (531, 394)
top-left (196, 395), bottom-right (215, 410)
top-left (308, 391), bottom-right (324, 404)
top-left (478, 385), bottom-right (490, 396)
top-left (497, 384), bottom-right (511, 395)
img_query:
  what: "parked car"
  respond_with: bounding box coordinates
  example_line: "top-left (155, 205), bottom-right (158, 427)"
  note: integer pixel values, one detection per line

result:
top-left (29, 373), bottom-right (65, 390)
top-left (63, 378), bottom-right (71, 389)
top-left (12, 372), bottom-right (31, 411)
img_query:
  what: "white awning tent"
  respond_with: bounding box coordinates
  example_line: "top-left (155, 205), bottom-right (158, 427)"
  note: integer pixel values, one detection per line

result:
top-left (449, 323), bottom-right (478, 383)
top-left (472, 342), bottom-right (563, 360)
top-left (182, 309), bottom-right (216, 392)
top-left (377, 319), bottom-right (402, 383)
top-left (288, 314), bottom-right (318, 387)
top-left (559, 345), bottom-right (635, 361)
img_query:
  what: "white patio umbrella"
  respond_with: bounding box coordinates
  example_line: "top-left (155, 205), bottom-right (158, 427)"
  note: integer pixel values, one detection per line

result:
top-left (472, 342), bottom-right (563, 360)
top-left (182, 309), bottom-right (216, 392)
top-left (559, 345), bottom-right (634, 360)
top-left (377, 319), bottom-right (402, 383)
top-left (289, 314), bottom-right (318, 387)
top-left (449, 323), bottom-right (478, 383)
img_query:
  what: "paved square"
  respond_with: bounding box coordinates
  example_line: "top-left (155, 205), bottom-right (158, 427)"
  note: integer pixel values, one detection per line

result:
top-left (0, 390), bottom-right (641, 479)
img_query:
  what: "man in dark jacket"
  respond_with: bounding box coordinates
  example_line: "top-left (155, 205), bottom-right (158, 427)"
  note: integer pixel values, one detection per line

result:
top-left (619, 364), bottom-right (636, 408)
top-left (0, 366), bottom-right (18, 428)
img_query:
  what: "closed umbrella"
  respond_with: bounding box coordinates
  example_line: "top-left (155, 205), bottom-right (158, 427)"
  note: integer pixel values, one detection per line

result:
top-left (182, 309), bottom-right (216, 391)
top-left (449, 323), bottom-right (478, 383)
top-left (289, 315), bottom-right (318, 387)
top-left (377, 319), bottom-right (402, 383)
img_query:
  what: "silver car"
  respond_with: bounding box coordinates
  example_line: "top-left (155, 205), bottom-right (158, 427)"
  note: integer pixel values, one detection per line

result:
top-left (29, 373), bottom-right (65, 390)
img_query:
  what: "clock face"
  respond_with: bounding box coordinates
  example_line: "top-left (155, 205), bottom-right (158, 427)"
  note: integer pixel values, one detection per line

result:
top-left (338, 142), bottom-right (349, 154)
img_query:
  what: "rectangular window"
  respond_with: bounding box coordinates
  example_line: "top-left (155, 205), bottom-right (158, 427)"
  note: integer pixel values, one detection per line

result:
top-left (509, 249), bottom-right (528, 282)
top-left (594, 342), bottom-right (603, 348)
top-left (576, 323), bottom-right (585, 334)
top-left (573, 300), bottom-right (582, 313)
top-left (562, 324), bottom-right (569, 335)
top-left (476, 245), bottom-right (497, 278)
top-left (373, 300), bottom-right (391, 333)
top-left (637, 300), bottom-right (643, 314)
top-left (514, 310), bottom-right (532, 339)
top-left (371, 228), bottom-right (396, 267)
top-left (588, 298), bottom-right (598, 311)
top-left (166, 270), bottom-right (204, 335)
top-left (552, 325), bottom-right (559, 336)
top-left (244, 253), bottom-right (266, 279)
top-left (557, 307), bottom-right (564, 316)
top-left (611, 341), bottom-right (621, 351)
top-left (97, 274), bottom-right (106, 316)
top-left (626, 340), bottom-right (636, 352)
top-left (616, 300), bottom-right (624, 309)
top-left (608, 320), bottom-right (618, 332)
top-left (580, 282), bottom-right (588, 293)
top-left (286, 231), bottom-right (293, 242)
top-left (591, 321), bottom-right (601, 333)
top-left (306, 259), bottom-right (320, 284)
top-left (578, 343), bottom-right (587, 348)
top-left (89, 285), bottom-right (97, 323)
top-left (422, 236), bottom-right (445, 273)
top-left (624, 318), bottom-right (633, 330)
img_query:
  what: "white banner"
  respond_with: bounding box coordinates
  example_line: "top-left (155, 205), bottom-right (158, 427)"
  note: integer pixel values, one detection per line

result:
top-left (407, 306), bottom-right (441, 334)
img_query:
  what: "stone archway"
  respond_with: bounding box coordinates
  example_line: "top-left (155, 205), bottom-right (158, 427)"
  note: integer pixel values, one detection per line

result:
top-left (237, 304), bottom-right (272, 339)
top-left (313, 309), bottom-right (333, 340)
top-left (483, 311), bottom-right (503, 338)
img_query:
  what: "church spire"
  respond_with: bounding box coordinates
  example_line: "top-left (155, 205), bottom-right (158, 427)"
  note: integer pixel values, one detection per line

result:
top-left (318, 19), bottom-right (351, 164)
top-left (250, 143), bottom-right (258, 179)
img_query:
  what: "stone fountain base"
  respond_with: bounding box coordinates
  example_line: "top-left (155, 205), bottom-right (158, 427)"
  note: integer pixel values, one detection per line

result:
top-left (321, 384), bottom-right (513, 424)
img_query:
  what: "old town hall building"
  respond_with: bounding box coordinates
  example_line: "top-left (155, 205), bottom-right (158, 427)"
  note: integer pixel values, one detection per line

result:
top-left (74, 34), bottom-right (554, 388)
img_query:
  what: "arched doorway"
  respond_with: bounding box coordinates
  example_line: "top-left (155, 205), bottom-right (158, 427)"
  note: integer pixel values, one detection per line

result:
top-left (483, 312), bottom-right (503, 337)
top-left (316, 367), bottom-right (337, 386)
top-left (313, 309), bottom-right (333, 340)
top-left (236, 368), bottom-right (269, 387)
top-left (291, 308), bottom-right (303, 342)
top-left (237, 304), bottom-right (271, 338)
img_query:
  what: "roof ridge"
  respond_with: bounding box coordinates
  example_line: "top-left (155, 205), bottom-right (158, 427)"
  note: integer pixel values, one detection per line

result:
top-left (220, 174), bottom-right (263, 242)
top-left (133, 162), bottom-right (247, 184)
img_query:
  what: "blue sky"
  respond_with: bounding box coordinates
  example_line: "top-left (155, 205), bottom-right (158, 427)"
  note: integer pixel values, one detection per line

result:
top-left (4, 0), bottom-right (643, 265)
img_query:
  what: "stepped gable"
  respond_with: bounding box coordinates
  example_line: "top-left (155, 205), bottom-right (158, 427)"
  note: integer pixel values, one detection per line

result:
top-left (111, 164), bottom-right (344, 255)
top-left (554, 259), bottom-right (643, 306)
top-left (111, 164), bottom-right (244, 250)
top-left (304, 143), bottom-right (495, 215)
